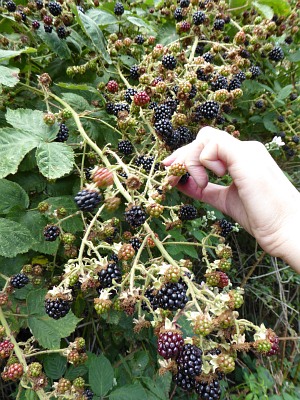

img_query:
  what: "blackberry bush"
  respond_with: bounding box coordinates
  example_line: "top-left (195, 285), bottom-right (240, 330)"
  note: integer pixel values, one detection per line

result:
top-left (0, 0), bottom-right (298, 398)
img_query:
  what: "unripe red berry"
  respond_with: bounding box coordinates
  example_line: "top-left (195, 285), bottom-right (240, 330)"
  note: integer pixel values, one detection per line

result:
top-left (107, 80), bottom-right (119, 93)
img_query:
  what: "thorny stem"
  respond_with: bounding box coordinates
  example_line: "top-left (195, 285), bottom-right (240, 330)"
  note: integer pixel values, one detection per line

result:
top-left (129, 235), bottom-right (149, 294)
top-left (188, 36), bottom-right (199, 62)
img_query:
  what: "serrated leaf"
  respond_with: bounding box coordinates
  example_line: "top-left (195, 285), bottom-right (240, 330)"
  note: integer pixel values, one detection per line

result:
top-left (44, 354), bottom-right (67, 379)
top-left (183, 245), bottom-right (198, 259)
top-left (0, 127), bottom-right (39, 178)
top-left (88, 354), bottom-right (114, 397)
top-left (74, 8), bottom-right (111, 64)
top-left (36, 142), bottom-right (74, 179)
top-left (6, 108), bottom-right (58, 141)
top-left (86, 8), bottom-right (118, 26)
top-left (256, 0), bottom-right (290, 16)
top-left (277, 85), bottom-right (293, 100)
top-left (36, 25), bottom-right (71, 59)
top-left (128, 351), bottom-right (149, 376)
top-left (287, 50), bottom-right (300, 62)
top-left (0, 218), bottom-right (35, 257)
top-left (56, 82), bottom-right (98, 92)
top-left (64, 364), bottom-right (88, 381)
top-left (28, 312), bottom-right (80, 349)
top-left (16, 211), bottom-right (59, 254)
top-left (109, 382), bottom-right (147, 400)
top-left (61, 92), bottom-right (92, 112)
top-left (127, 16), bottom-right (155, 34)
top-left (0, 65), bottom-right (19, 87)
top-left (27, 288), bottom-right (47, 315)
top-left (263, 113), bottom-right (278, 133)
top-left (10, 173), bottom-right (47, 194)
top-left (0, 179), bottom-right (29, 214)
top-left (253, 1), bottom-right (273, 19)
top-left (0, 48), bottom-right (36, 62)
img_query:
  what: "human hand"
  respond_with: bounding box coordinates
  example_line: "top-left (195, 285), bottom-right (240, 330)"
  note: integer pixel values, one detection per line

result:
top-left (163, 127), bottom-right (300, 271)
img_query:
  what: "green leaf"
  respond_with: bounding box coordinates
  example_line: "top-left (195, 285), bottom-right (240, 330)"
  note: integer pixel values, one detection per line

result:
top-left (36, 142), bottom-right (74, 179)
top-left (0, 179), bottom-right (29, 214)
top-left (282, 393), bottom-right (295, 400)
top-left (277, 85), bottom-right (293, 101)
top-left (36, 25), bottom-right (71, 59)
top-left (12, 211), bottom-right (59, 255)
top-left (0, 65), bottom-right (19, 87)
top-left (74, 8), bottom-right (111, 64)
top-left (28, 312), bottom-right (80, 349)
top-left (256, 0), bottom-right (291, 16)
top-left (56, 82), bottom-right (98, 92)
top-left (0, 128), bottom-right (39, 178)
top-left (64, 364), bottom-right (88, 381)
top-left (127, 16), bottom-right (155, 35)
top-left (0, 47), bottom-right (36, 62)
top-left (156, 22), bottom-right (178, 45)
top-left (10, 173), bottom-right (47, 194)
top-left (6, 108), bottom-right (58, 141)
top-left (24, 389), bottom-right (39, 400)
top-left (0, 218), bottom-right (35, 257)
top-left (27, 289), bottom-right (81, 349)
top-left (88, 354), bottom-right (114, 397)
top-left (44, 353), bottom-right (67, 379)
top-left (61, 93), bottom-right (92, 112)
top-left (287, 50), bottom-right (300, 62)
top-left (263, 113), bottom-right (278, 133)
top-left (128, 351), bottom-right (149, 376)
top-left (253, 1), bottom-right (273, 19)
top-left (109, 382), bottom-right (147, 400)
top-left (86, 8), bottom-right (118, 26)
top-left (183, 244), bottom-right (198, 259)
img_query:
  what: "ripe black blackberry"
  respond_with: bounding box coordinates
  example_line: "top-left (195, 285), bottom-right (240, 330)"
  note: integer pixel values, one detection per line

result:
top-left (178, 204), bottom-right (198, 221)
top-left (118, 139), bottom-right (133, 155)
top-left (198, 101), bottom-right (219, 119)
top-left (164, 131), bottom-right (180, 150)
top-left (249, 66), bottom-right (261, 79)
top-left (6, 0), bottom-right (16, 12)
top-left (135, 34), bottom-right (145, 45)
top-left (154, 104), bottom-right (173, 121)
top-left (195, 43), bottom-right (204, 55)
top-left (19, 12), bottom-right (27, 21)
top-left (277, 115), bottom-right (285, 123)
top-left (196, 68), bottom-right (209, 81)
top-left (203, 52), bottom-right (214, 63)
top-left (55, 123), bottom-right (69, 142)
top-left (158, 331), bottom-right (184, 359)
top-left (32, 20), bottom-right (40, 30)
top-left (290, 93), bottom-right (298, 101)
top-left (269, 46), bottom-right (284, 62)
top-left (193, 11), bottom-right (206, 25)
top-left (162, 55), bottom-right (177, 70)
top-left (83, 388), bottom-right (94, 400)
top-left (45, 298), bottom-right (71, 319)
top-left (11, 273), bottom-right (29, 289)
top-left (148, 101), bottom-right (157, 110)
top-left (74, 189), bottom-right (102, 212)
top-left (124, 88), bottom-right (137, 104)
top-left (188, 84), bottom-right (197, 99)
top-left (35, 0), bottom-right (43, 10)
top-left (164, 99), bottom-right (178, 113)
top-left (195, 379), bottom-right (221, 399)
top-left (211, 75), bottom-right (228, 91)
top-left (157, 279), bottom-right (189, 311)
top-left (77, 5), bottom-right (85, 13)
top-left (44, 25), bottom-right (53, 33)
top-left (125, 205), bottom-right (146, 228)
top-left (179, 172), bottom-right (190, 185)
top-left (141, 156), bottom-right (160, 173)
top-left (84, 167), bottom-right (93, 181)
top-left (255, 100), bottom-right (264, 109)
top-left (292, 135), bottom-right (299, 144)
top-left (285, 36), bottom-right (293, 45)
top-left (129, 237), bottom-right (142, 251)
top-left (135, 155), bottom-right (145, 167)
top-left (113, 103), bottom-right (130, 116)
top-left (216, 115), bottom-right (226, 125)
top-left (98, 263), bottom-right (122, 289)
top-left (154, 118), bottom-right (174, 138)
top-left (109, 253), bottom-right (119, 263)
top-left (130, 65), bottom-right (140, 80)
top-left (235, 71), bottom-right (246, 82)
top-left (114, 2), bottom-right (124, 16)
top-left (228, 77), bottom-right (242, 91)
top-left (173, 372), bottom-right (196, 392)
top-left (57, 26), bottom-right (67, 39)
top-left (48, 1), bottom-right (62, 16)
top-left (214, 18), bottom-right (225, 30)
top-left (174, 7), bottom-right (183, 22)
top-left (176, 126), bottom-right (193, 146)
top-left (142, 288), bottom-right (159, 311)
top-left (43, 225), bottom-right (61, 241)
top-left (219, 218), bottom-right (233, 237)
top-left (106, 102), bottom-right (115, 115)
top-left (180, 0), bottom-right (190, 7)
top-left (240, 49), bottom-right (251, 59)
top-left (176, 343), bottom-right (203, 377)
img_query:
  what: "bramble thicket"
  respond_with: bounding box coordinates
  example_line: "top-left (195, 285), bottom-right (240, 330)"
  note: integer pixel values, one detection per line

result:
top-left (0, 0), bottom-right (299, 399)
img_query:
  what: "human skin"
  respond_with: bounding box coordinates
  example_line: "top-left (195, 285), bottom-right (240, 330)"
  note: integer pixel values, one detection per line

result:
top-left (163, 127), bottom-right (300, 273)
